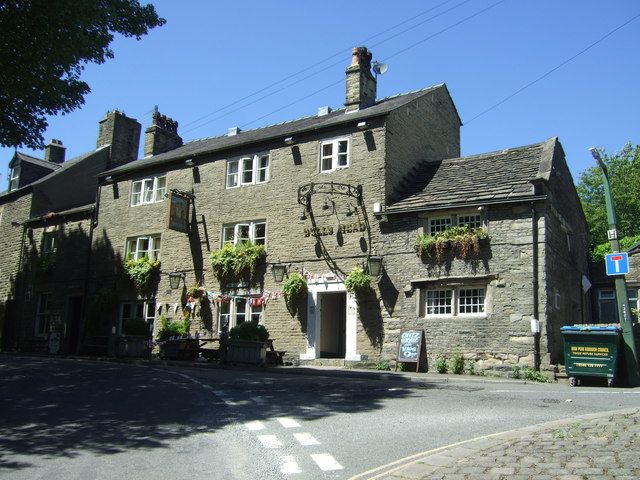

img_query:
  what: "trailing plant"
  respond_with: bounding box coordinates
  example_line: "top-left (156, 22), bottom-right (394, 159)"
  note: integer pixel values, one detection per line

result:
top-left (123, 318), bottom-right (149, 336)
top-left (415, 226), bottom-right (488, 262)
top-left (283, 272), bottom-right (307, 312)
top-left (344, 267), bottom-right (371, 296)
top-left (229, 320), bottom-right (270, 342)
top-left (210, 241), bottom-right (266, 282)
top-left (451, 349), bottom-right (465, 375)
top-left (187, 284), bottom-right (204, 299)
top-left (435, 356), bottom-right (448, 374)
top-left (156, 314), bottom-right (191, 341)
top-left (123, 256), bottom-right (161, 292)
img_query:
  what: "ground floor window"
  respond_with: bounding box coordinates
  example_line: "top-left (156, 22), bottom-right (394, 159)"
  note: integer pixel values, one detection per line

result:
top-left (421, 286), bottom-right (486, 317)
top-left (218, 296), bottom-right (264, 331)
top-left (119, 300), bottom-right (156, 335)
top-left (597, 288), bottom-right (638, 323)
top-left (35, 292), bottom-right (52, 336)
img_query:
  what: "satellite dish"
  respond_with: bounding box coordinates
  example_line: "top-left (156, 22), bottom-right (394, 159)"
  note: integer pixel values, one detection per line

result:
top-left (372, 61), bottom-right (389, 75)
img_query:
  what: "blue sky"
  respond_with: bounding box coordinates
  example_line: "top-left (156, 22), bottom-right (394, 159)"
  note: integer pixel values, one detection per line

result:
top-left (2, 0), bottom-right (638, 187)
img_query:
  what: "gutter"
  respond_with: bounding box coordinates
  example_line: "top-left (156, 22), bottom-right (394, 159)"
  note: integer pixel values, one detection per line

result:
top-left (382, 195), bottom-right (548, 217)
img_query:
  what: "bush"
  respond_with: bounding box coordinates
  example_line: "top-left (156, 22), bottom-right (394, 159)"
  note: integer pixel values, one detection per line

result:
top-left (123, 318), bottom-right (149, 336)
top-left (435, 356), bottom-right (448, 374)
top-left (229, 320), bottom-right (269, 342)
top-left (451, 349), bottom-right (464, 374)
top-left (512, 365), bottom-right (522, 379)
top-left (156, 314), bottom-right (191, 341)
top-left (344, 267), bottom-right (370, 296)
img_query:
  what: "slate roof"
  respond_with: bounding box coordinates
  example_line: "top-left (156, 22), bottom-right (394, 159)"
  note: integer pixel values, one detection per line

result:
top-left (11, 152), bottom-right (62, 171)
top-left (101, 84), bottom-right (459, 178)
top-left (387, 137), bottom-right (559, 213)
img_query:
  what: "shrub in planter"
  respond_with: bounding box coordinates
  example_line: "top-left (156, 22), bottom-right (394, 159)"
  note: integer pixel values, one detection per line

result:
top-left (123, 256), bottom-right (161, 292)
top-left (229, 320), bottom-right (269, 342)
top-left (345, 267), bottom-right (371, 297)
top-left (283, 272), bottom-right (307, 314)
top-left (156, 314), bottom-right (191, 341)
top-left (210, 241), bottom-right (266, 282)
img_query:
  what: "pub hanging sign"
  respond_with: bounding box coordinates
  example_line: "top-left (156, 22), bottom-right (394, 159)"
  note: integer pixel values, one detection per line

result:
top-left (166, 190), bottom-right (191, 233)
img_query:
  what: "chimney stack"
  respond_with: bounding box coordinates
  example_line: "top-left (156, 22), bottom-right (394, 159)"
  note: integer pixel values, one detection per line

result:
top-left (144, 107), bottom-right (183, 157)
top-left (44, 139), bottom-right (65, 164)
top-left (345, 46), bottom-right (377, 112)
top-left (97, 110), bottom-right (142, 168)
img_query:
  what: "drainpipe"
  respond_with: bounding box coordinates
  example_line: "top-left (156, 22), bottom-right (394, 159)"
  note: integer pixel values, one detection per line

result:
top-left (77, 192), bottom-right (99, 355)
top-left (531, 202), bottom-right (541, 371)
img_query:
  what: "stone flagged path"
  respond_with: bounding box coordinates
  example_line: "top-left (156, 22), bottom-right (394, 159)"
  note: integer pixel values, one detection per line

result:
top-left (372, 408), bottom-right (640, 480)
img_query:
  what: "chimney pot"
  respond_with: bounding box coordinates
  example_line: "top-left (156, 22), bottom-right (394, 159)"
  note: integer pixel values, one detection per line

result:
top-left (144, 109), bottom-right (183, 157)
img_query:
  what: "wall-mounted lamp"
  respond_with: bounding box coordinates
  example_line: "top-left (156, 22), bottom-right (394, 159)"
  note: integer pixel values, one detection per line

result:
top-left (271, 263), bottom-right (288, 282)
top-left (185, 158), bottom-right (195, 167)
top-left (105, 176), bottom-right (113, 183)
top-left (357, 121), bottom-right (369, 130)
top-left (367, 255), bottom-right (384, 277)
top-left (168, 271), bottom-right (185, 290)
top-left (284, 137), bottom-right (295, 146)
top-left (373, 202), bottom-right (383, 214)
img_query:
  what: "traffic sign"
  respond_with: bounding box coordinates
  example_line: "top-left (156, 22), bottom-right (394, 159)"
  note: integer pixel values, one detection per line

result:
top-left (605, 252), bottom-right (629, 276)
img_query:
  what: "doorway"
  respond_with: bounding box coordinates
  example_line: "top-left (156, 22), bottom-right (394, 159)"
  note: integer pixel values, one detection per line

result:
top-left (66, 296), bottom-right (83, 355)
top-left (319, 292), bottom-right (346, 358)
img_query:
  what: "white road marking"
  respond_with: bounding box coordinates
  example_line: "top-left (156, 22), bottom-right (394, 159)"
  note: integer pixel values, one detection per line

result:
top-left (244, 420), bottom-right (265, 431)
top-left (311, 453), bottom-right (343, 471)
top-left (214, 390), bottom-right (238, 407)
top-left (257, 434), bottom-right (283, 449)
top-left (253, 396), bottom-right (267, 406)
top-left (277, 417), bottom-right (300, 429)
top-left (293, 432), bottom-right (320, 446)
top-left (280, 455), bottom-right (302, 474)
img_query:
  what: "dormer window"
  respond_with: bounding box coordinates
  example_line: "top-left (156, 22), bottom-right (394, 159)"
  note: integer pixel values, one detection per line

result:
top-left (226, 154), bottom-right (269, 188)
top-left (320, 137), bottom-right (349, 172)
top-left (8, 165), bottom-right (20, 191)
top-left (130, 175), bottom-right (166, 206)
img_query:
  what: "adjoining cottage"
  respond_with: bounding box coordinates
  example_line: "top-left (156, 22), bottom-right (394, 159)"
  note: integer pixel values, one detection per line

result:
top-left (1, 47), bottom-right (590, 373)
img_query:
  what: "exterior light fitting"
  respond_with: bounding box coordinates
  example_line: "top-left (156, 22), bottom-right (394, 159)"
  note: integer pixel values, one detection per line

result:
top-left (168, 271), bottom-right (185, 290)
top-left (105, 175), bottom-right (113, 183)
top-left (272, 263), bottom-right (288, 283)
top-left (357, 121), bottom-right (369, 130)
top-left (367, 255), bottom-right (384, 277)
top-left (284, 137), bottom-right (295, 145)
top-left (185, 158), bottom-right (195, 167)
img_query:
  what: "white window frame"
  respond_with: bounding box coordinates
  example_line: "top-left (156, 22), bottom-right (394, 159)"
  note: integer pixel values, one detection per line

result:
top-left (9, 165), bottom-right (20, 191)
top-left (126, 235), bottom-right (161, 260)
top-left (421, 286), bottom-right (486, 317)
top-left (119, 300), bottom-right (156, 336)
top-left (35, 292), bottom-right (52, 336)
top-left (42, 231), bottom-right (57, 255)
top-left (221, 221), bottom-right (266, 246)
top-left (218, 296), bottom-right (264, 332)
top-left (428, 217), bottom-right (452, 235)
top-left (457, 214), bottom-right (483, 230)
top-left (130, 175), bottom-right (167, 206)
top-left (426, 212), bottom-right (485, 235)
top-left (226, 153), bottom-right (270, 188)
top-left (319, 137), bottom-right (350, 172)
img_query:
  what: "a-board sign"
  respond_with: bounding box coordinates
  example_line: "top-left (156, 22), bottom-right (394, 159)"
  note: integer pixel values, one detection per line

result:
top-left (397, 329), bottom-right (423, 365)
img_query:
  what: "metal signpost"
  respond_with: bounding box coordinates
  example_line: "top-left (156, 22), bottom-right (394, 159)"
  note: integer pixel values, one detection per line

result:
top-left (591, 148), bottom-right (639, 386)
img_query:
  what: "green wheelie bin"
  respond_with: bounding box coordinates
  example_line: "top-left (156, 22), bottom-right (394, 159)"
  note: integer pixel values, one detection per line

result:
top-left (560, 325), bottom-right (622, 387)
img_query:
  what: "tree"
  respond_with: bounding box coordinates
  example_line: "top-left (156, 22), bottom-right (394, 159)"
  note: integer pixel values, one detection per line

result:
top-left (576, 143), bottom-right (640, 259)
top-left (0, 0), bottom-right (165, 149)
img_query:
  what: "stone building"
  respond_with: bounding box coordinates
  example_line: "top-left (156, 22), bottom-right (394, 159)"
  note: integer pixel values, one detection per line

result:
top-left (1, 47), bottom-right (590, 372)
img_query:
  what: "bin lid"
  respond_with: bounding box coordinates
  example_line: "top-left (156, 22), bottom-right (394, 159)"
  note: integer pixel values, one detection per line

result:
top-left (560, 324), bottom-right (622, 332)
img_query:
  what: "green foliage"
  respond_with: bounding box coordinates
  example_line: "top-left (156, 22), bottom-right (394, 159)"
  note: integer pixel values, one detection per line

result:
top-left (512, 365), bottom-right (522, 379)
top-left (451, 349), bottom-right (465, 374)
top-left (577, 144), bottom-right (640, 251)
top-left (186, 285), bottom-right (204, 298)
top-left (37, 254), bottom-right (57, 274)
top-left (210, 242), bottom-right (266, 282)
top-left (123, 318), bottom-right (148, 336)
top-left (156, 314), bottom-right (191, 341)
top-left (229, 320), bottom-right (270, 342)
top-left (123, 256), bottom-right (160, 292)
top-left (435, 356), bottom-right (448, 374)
top-left (590, 234), bottom-right (640, 261)
top-left (0, 1), bottom-right (165, 148)
top-left (375, 360), bottom-right (391, 371)
top-left (467, 362), bottom-right (476, 376)
top-left (522, 367), bottom-right (552, 383)
top-left (344, 267), bottom-right (371, 296)
top-left (282, 272), bottom-right (307, 312)
top-left (415, 227), bottom-right (488, 262)
top-left (90, 287), bottom-right (119, 313)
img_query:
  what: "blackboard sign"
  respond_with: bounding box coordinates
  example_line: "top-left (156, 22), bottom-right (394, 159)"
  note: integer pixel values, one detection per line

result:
top-left (397, 329), bottom-right (424, 372)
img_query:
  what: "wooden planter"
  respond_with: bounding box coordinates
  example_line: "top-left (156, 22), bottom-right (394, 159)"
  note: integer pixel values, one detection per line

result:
top-left (158, 338), bottom-right (200, 361)
top-left (226, 339), bottom-right (267, 365)
top-left (116, 335), bottom-right (148, 358)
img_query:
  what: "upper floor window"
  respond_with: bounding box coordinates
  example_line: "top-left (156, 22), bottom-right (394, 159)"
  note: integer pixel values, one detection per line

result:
top-left (8, 165), bottom-right (20, 191)
top-left (42, 232), bottom-right (57, 255)
top-left (222, 221), bottom-right (266, 246)
top-left (320, 138), bottom-right (349, 172)
top-left (426, 212), bottom-right (484, 235)
top-left (131, 175), bottom-right (166, 206)
top-left (226, 154), bottom-right (270, 188)
top-left (421, 286), bottom-right (486, 317)
top-left (126, 235), bottom-right (161, 260)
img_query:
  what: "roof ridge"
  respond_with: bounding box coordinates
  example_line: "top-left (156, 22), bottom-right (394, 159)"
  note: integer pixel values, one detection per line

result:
top-left (443, 138), bottom-right (554, 163)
